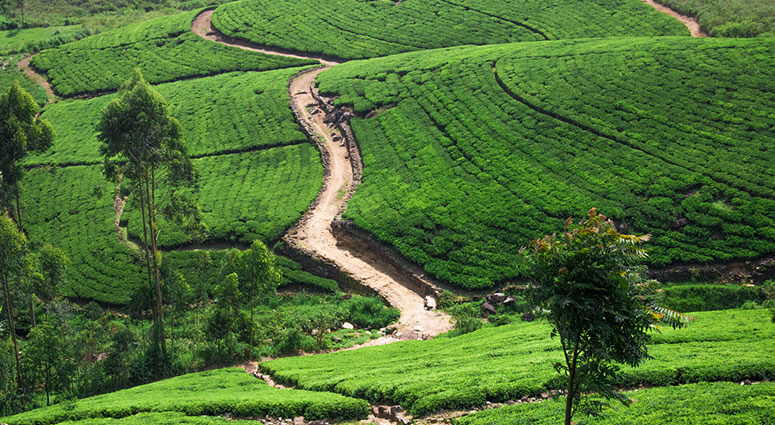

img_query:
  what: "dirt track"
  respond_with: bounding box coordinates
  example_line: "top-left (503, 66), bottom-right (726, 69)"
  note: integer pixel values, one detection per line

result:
top-left (17, 55), bottom-right (55, 104)
top-left (192, 10), bottom-right (453, 340)
top-left (641, 0), bottom-right (707, 37)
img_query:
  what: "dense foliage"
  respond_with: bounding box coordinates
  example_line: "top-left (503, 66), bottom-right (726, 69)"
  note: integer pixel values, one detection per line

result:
top-left (656, 0), bottom-right (775, 37)
top-left (0, 368), bottom-right (370, 424)
top-left (454, 381), bottom-right (775, 425)
top-left (316, 37), bottom-right (775, 289)
top-left (30, 10), bottom-right (314, 96)
top-left (262, 309), bottom-right (775, 416)
top-left (212, 0), bottom-right (687, 60)
top-left (57, 412), bottom-right (254, 425)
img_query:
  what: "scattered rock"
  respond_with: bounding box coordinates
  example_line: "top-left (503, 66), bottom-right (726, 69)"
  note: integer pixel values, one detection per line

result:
top-left (425, 295), bottom-right (437, 310)
top-left (486, 293), bottom-right (507, 304)
top-left (521, 312), bottom-right (536, 322)
top-left (481, 302), bottom-right (498, 315)
top-left (310, 329), bottom-right (319, 336)
top-left (342, 322), bottom-right (355, 330)
top-left (332, 336), bottom-right (342, 343)
top-left (294, 417), bottom-right (305, 425)
top-left (503, 297), bottom-right (517, 307)
top-left (672, 217), bottom-right (690, 229)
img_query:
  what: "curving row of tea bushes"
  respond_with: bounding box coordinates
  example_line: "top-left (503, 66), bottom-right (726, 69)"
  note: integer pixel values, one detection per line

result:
top-left (211, 0), bottom-right (686, 60)
top-left (57, 412), bottom-right (252, 425)
top-left (25, 68), bottom-right (313, 166)
top-left (22, 165), bottom-right (146, 304)
top-left (30, 10), bottom-right (314, 96)
top-left (454, 381), bottom-right (775, 425)
top-left (23, 145), bottom-right (323, 304)
top-left (124, 146), bottom-right (323, 248)
top-left (0, 368), bottom-right (370, 425)
top-left (261, 309), bottom-right (775, 416)
top-left (315, 37), bottom-right (775, 289)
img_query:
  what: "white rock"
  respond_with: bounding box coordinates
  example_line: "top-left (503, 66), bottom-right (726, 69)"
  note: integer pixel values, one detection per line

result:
top-left (342, 322), bottom-right (355, 330)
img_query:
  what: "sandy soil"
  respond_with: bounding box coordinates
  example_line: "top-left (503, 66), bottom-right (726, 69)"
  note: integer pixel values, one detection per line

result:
top-left (641, 0), bottom-right (708, 37)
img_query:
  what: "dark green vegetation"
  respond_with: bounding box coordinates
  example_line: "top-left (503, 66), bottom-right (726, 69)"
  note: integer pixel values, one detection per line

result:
top-left (211, 0), bottom-right (687, 60)
top-left (262, 309), bottom-right (775, 416)
top-left (657, 0), bottom-right (775, 37)
top-left (661, 282), bottom-right (763, 312)
top-left (0, 26), bottom-right (88, 55)
top-left (0, 55), bottom-right (46, 105)
top-left (455, 381), bottom-right (775, 425)
top-left (30, 10), bottom-right (314, 96)
top-left (317, 37), bottom-right (775, 289)
top-left (0, 368), bottom-right (370, 424)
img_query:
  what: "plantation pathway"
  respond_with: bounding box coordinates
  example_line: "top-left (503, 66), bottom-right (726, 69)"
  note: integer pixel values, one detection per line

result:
top-left (191, 10), bottom-right (338, 66)
top-left (641, 0), bottom-right (707, 37)
top-left (287, 69), bottom-right (452, 340)
top-left (17, 55), bottom-right (56, 105)
top-left (192, 10), bottom-right (453, 340)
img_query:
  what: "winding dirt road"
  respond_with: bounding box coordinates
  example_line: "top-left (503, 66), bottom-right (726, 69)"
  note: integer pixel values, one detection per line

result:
top-left (642, 0), bottom-right (707, 37)
top-left (192, 10), bottom-right (453, 340)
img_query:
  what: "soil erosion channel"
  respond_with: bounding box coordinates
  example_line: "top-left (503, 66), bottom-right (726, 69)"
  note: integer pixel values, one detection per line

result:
top-left (192, 10), bottom-right (454, 340)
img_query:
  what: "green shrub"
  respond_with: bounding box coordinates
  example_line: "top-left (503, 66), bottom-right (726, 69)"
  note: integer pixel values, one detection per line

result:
top-left (343, 296), bottom-right (400, 329)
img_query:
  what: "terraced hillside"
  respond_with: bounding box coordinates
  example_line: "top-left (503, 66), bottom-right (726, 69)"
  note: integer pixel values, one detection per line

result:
top-left (315, 37), bottom-right (775, 289)
top-left (29, 9), bottom-right (315, 96)
top-left (21, 67), bottom-right (324, 304)
top-left (211, 0), bottom-right (688, 60)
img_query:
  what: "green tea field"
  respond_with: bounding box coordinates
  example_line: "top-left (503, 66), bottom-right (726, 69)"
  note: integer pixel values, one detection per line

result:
top-left (0, 0), bottom-right (772, 423)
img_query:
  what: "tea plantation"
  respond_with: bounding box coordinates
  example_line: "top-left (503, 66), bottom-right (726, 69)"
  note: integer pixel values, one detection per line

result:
top-left (455, 381), bottom-right (775, 424)
top-left (0, 368), bottom-right (370, 424)
top-left (30, 9), bottom-right (315, 96)
top-left (23, 145), bottom-right (323, 303)
top-left (212, 0), bottom-right (688, 60)
top-left (0, 54), bottom-right (48, 105)
top-left (316, 37), bottom-right (775, 289)
top-left (24, 67), bottom-right (314, 166)
top-left (261, 309), bottom-right (775, 416)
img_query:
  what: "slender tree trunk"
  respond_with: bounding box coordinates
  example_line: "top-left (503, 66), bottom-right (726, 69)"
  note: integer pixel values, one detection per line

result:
top-left (29, 298), bottom-right (35, 328)
top-left (249, 297), bottom-right (254, 359)
top-left (138, 183), bottom-right (154, 304)
top-left (2, 274), bottom-right (23, 399)
top-left (145, 175), bottom-right (166, 356)
top-left (564, 339), bottom-right (581, 425)
top-left (14, 186), bottom-right (23, 233)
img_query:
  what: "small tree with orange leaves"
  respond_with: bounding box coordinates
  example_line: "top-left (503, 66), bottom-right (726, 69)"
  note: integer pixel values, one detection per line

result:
top-left (522, 208), bottom-right (692, 425)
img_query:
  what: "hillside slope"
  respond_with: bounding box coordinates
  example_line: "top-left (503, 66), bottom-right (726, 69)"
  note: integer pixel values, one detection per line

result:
top-left (315, 37), bottom-right (775, 289)
top-left (211, 0), bottom-right (688, 60)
